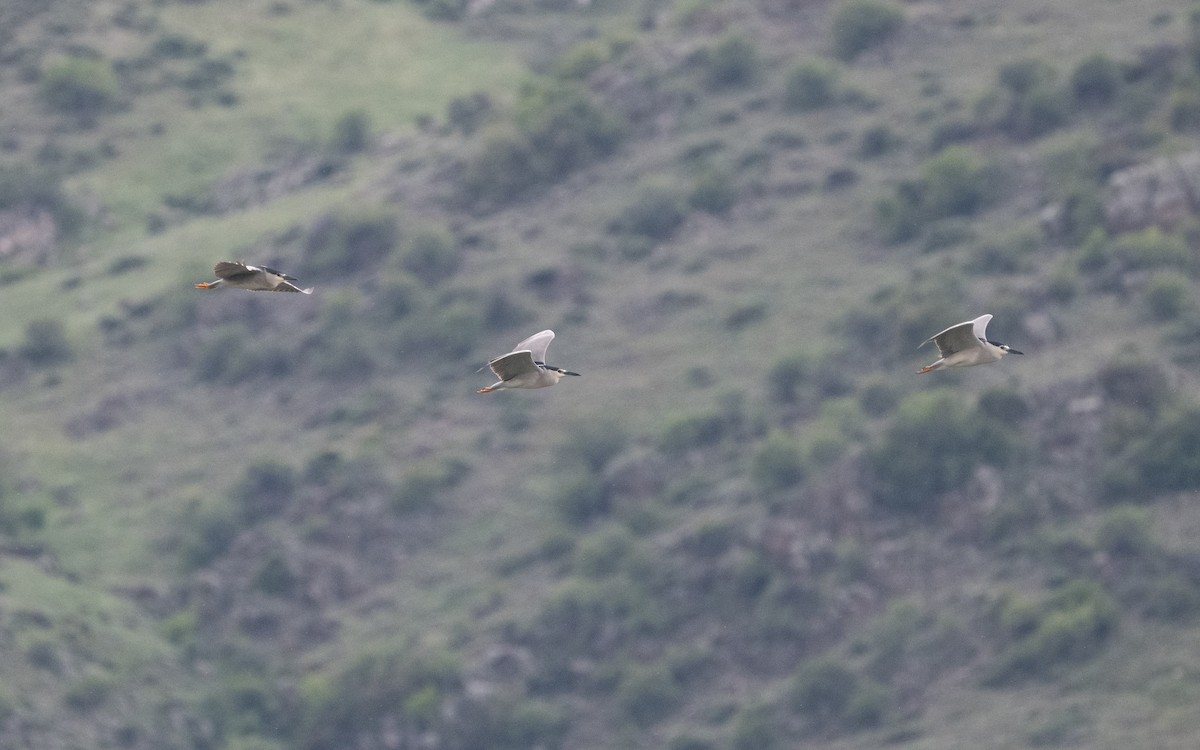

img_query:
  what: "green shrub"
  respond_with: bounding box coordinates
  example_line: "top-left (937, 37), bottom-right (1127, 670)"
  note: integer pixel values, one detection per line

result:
top-left (614, 182), bottom-right (688, 241)
top-left (304, 210), bottom-right (398, 277)
top-left (299, 648), bottom-right (462, 750)
top-left (688, 170), bottom-right (737, 214)
top-left (19, 318), bottom-right (73, 366)
top-left (869, 392), bottom-right (1021, 517)
top-left (40, 56), bottom-right (119, 118)
top-left (618, 667), bottom-right (682, 726)
top-left (1071, 54), bottom-right (1120, 106)
top-left (575, 525), bottom-right (636, 578)
top-left (462, 81), bottom-right (624, 207)
top-left (253, 554), bottom-right (297, 597)
top-left (977, 386), bottom-right (1030, 422)
top-left (843, 680), bottom-right (888, 729)
top-left (460, 128), bottom-right (539, 206)
top-left (556, 40), bottom-right (610, 80)
top-left (555, 473), bottom-right (611, 525)
top-left (557, 417), bottom-right (629, 473)
top-left (331, 110), bottom-right (370, 153)
top-left (64, 674), bottom-right (115, 712)
top-left (1170, 88), bottom-right (1200, 132)
top-left (516, 80), bottom-right (626, 184)
top-left (689, 520), bottom-right (735, 559)
top-left (401, 228), bottom-right (460, 285)
top-left (980, 58), bottom-right (1070, 139)
top-left (180, 501), bottom-right (239, 569)
top-left (393, 459), bottom-right (468, 514)
top-left (531, 578), bottom-right (665, 658)
top-left (731, 704), bottom-right (782, 750)
top-left (446, 91), bottom-right (492, 135)
top-left (704, 33), bottom-right (760, 90)
top-left (783, 60), bottom-right (839, 112)
top-left (1096, 505), bottom-right (1155, 557)
top-left (231, 460), bottom-right (298, 523)
top-left (1141, 576), bottom-right (1200, 622)
top-left (1096, 358), bottom-right (1170, 415)
top-left (919, 146), bottom-right (990, 218)
top-left (988, 579), bottom-right (1118, 684)
top-left (1143, 270), bottom-right (1192, 320)
top-left (789, 656), bottom-right (858, 724)
top-left (659, 412), bottom-right (726, 455)
top-left (858, 124), bottom-right (900, 158)
top-left (1108, 227), bottom-right (1190, 272)
top-left (494, 700), bottom-right (570, 750)
top-left (766, 353), bottom-right (810, 405)
top-left (831, 0), bottom-right (904, 62)
top-left (750, 432), bottom-right (806, 492)
top-left (411, 0), bottom-right (468, 21)
top-left (1111, 407), bottom-right (1200, 495)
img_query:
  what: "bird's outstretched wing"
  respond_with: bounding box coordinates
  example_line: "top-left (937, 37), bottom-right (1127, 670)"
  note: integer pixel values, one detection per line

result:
top-left (513, 330), bottom-right (555, 366)
top-left (213, 261), bottom-right (260, 282)
top-left (923, 314), bottom-right (991, 358)
top-left (488, 350), bottom-right (539, 382)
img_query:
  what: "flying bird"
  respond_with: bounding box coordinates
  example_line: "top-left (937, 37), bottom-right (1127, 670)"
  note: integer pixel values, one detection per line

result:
top-left (478, 329), bottom-right (580, 393)
top-left (194, 261), bottom-right (313, 294)
top-left (918, 314), bottom-right (1023, 374)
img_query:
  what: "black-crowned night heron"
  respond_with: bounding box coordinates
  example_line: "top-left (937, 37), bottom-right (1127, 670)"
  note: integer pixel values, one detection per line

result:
top-left (918, 314), bottom-right (1023, 374)
top-left (194, 261), bottom-right (313, 294)
top-left (478, 329), bottom-right (580, 393)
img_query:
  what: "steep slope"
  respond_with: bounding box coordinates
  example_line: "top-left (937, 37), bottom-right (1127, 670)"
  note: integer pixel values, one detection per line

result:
top-left (2, 0), bottom-right (1200, 749)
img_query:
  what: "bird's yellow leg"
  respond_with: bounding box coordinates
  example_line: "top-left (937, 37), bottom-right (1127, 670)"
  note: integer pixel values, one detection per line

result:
top-left (194, 282), bottom-right (214, 289)
top-left (916, 364), bottom-right (938, 374)
top-left (477, 386), bottom-right (495, 393)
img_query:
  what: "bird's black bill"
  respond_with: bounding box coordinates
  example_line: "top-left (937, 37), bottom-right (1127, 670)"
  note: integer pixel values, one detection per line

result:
top-left (565, 371), bottom-right (581, 376)
top-left (1008, 349), bottom-right (1024, 355)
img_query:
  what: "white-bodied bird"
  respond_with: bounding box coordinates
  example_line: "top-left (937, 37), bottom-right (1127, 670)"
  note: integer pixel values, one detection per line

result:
top-left (478, 329), bottom-right (580, 393)
top-left (194, 261), bottom-right (313, 294)
top-left (918, 314), bottom-right (1023, 374)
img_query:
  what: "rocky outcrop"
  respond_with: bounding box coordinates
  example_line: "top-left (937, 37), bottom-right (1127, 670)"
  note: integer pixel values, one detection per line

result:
top-left (1103, 151), bottom-right (1200, 233)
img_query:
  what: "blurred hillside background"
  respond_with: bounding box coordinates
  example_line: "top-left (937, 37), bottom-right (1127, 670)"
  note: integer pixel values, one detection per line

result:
top-left (2, 0), bottom-right (1200, 748)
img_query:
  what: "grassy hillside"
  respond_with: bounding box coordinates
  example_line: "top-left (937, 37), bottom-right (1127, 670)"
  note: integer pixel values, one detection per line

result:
top-left (3, 0), bottom-right (1200, 748)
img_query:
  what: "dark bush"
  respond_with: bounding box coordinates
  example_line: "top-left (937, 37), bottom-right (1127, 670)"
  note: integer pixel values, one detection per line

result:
top-left (1144, 271), bottom-right (1192, 321)
top-left (868, 391), bottom-right (1021, 517)
top-left (460, 128), bottom-right (539, 207)
top-left (300, 648), bottom-right (462, 750)
top-left (516, 80), bottom-right (626, 185)
top-left (401, 228), bottom-right (460, 285)
top-left (615, 182), bottom-right (687, 241)
top-left (1169, 88), bottom-right (1200, 132)
top-left (618, 667), bottom-right (682, 726)
top-left (750, 432), bottom-right (806, 492)
top-left (1108, 407), bottom-right (1200, 496)
top-left (659, 411), bottom-right (727, 455)
top-left (462, 81), bottom-right (624, 208)
top-left (1096, 358), bottom-right (1169, 415)
top-left (831, 0), bottom-right (904, 62)
top-left (789, 656), bottom-right (858, 725)
top-left (1095, 505), bottom-right (1155, 557)
top-left (1071, 53), bottom-right (1121, 106)
top-left (557, 417), bottom-right (629, 473)
top-left (304, 210), bottom-right (399, 277)
top-left (731, 704), bottom-right (782, 750)
top-left (858, 124), bottom-right (900, 158)
top-left (40, 56), bottom-right (119, 119)
top-left (446, 91), bottom-right (492, 135)
top-left (554, 473), bottom-right (611, 525)
top-left (231, 460), bottom-right (298, 523)
top-left (784, 60), bottom-right (839, 112)
top-left (703, 33), bottom-right (760, 90)
top-left (64, 674), bottom-right (114, 712)
top-left (688, 170), bottom-right (737, 214)
top-left (393, 459), bottom-right (469, 514)
top-left (987, 579), bottom-right (1118, 684)
top-left (331, 110), bottom-right (370, 153)
top-left (19, 319), bottom-right (73, 366)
